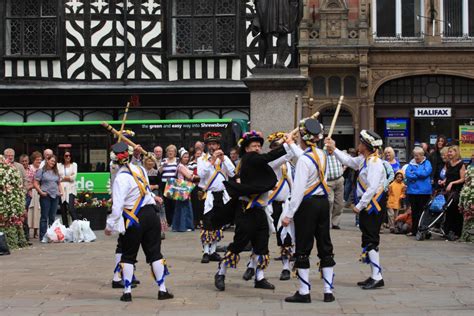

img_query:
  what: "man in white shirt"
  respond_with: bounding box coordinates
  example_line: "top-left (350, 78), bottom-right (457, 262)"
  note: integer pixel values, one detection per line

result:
top-left (104, 142), bottom-right (173, 302)
top-left (281, 119), bottom-right (336, 304)
top-left (325, 130), bottom-right (387, 290)
top-left (197, 132), bottom-right (235, 263)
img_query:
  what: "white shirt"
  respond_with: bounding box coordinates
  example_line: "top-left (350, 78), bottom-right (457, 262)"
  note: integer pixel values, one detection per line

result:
top-left (58, 162), bottom-right (78, 202)
top-left (106, 164), bottom-right (156, 232)
top-left (197, 154), bottom-right (235, 192)
top-left (334, 149), bottom-right (386, 211)
top-left (197, 153), bottom-right (211, 189)
top-left (268, 143), bottom-right (304, 202)
top-left (286, 147), bottom-right (328, 219)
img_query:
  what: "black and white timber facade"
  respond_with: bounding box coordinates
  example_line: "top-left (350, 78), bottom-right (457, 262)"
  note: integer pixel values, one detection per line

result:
top-left (0, 0), bottom-right (296, 122)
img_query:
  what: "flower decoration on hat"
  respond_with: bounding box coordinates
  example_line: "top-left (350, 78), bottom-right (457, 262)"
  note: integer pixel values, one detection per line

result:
top-left (299, 118), bottom-right (324, 146)
top-left (360, 130), bottom-right (383, 151)
top-left (203, 131), bottom-right (222, 143)
top-left (267, 131), bottom-right (286, 144)
top-left (238, 130), bottom-right (264, 148)
top-left (110, 142), bottom-right (134, 165)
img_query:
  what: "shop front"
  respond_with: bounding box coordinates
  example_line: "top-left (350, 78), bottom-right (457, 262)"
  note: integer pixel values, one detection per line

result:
top-left (374, 75), bottom-right (474, 161)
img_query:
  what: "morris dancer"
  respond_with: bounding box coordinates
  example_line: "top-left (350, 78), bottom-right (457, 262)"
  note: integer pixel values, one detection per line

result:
top-left (242, 131), bottom-right (303, 282)
top-left (214, 131), bottom-right (293, 291)
top-left (197, 132), bottom-right (235, 263)
top-left (281, 118), bottom-right (336, 303)
top-left (105, 142), bottom-right (174, 302)
top-left (325, 130), bottom-right (386, 290)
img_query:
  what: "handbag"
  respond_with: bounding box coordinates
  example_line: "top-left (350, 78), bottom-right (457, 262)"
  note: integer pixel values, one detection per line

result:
top-left (164, 178), bottom-right (195, 201)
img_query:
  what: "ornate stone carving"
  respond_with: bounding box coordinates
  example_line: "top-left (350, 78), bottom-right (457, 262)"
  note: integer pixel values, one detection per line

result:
top-left (312, 53), bottom-right (358, 64)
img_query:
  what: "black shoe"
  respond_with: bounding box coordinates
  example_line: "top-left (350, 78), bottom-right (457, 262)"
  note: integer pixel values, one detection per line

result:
top-left (332, 225), bottom-right (341, 230)
top-left (209, 252), bottom-right (222, 262)
top-left (285, 291), bottom-right (311, 303)
top-left (215, 273), bottom-right (225, 291)
top-left (356, 277), bottom-right (372, 287)
top-left (324, 293), bottom-right (335, 302)
top-left (158, 290), bottom-right (174, 300)
top-left (242, 267), bottom-right (255, 281)
top-left (132, 278), bottom-right (140, 285)
top-left (362, 278), bottom-right (384, 290)
top-left (280, 269), bottom-right (291, 281)
top-left (120, 293), bottom-right (132, 302)
top-left (273, 256), bottom-right (283, 261)
top-left (254, 278), bottom-right (275, 290)
top-left (201, 253), bottom-right (210, 264)
top-left (112, 280), bottom-right (137, 289)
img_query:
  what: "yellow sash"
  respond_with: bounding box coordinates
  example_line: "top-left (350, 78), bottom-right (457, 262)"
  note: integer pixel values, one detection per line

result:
top-left (123, 165), bottom-right (149, 228)
top-left (268, 164), bottom-right (290, 203)
top-left (303, 147), bottom-right (330, 199)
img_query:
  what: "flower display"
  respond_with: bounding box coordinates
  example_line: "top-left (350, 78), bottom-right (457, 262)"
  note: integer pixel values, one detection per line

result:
top-left (0, 159), bottom-right (27, 249)
top-left (75, 191), bottom-right (110, 209)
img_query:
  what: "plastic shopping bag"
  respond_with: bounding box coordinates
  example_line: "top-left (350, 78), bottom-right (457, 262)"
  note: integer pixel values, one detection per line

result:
top-left (44, 219), bottom-right (67, 243)
top-left (80, 219), bottom-right (97, 242)
top-left (70, 220), bottom-right (84, 243)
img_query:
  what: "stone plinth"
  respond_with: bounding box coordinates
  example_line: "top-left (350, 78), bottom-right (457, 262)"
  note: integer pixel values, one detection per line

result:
top-left (243, 69), bottom-right (309, 148)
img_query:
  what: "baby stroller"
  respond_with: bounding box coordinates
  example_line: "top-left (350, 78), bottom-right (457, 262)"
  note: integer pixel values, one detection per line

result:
top-left (416, 191), bottom-right (454, 241)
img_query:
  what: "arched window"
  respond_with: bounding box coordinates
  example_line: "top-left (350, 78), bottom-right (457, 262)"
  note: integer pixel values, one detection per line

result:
top-left (343, 76), bottom-right (357, 96)
top-left (313, 76), bottom-right (326, 97)
top-left (328, 76), bottom-right (341, 97)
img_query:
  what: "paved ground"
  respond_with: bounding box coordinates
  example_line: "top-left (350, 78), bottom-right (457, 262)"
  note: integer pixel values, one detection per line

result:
top-left (1, 213), bottom-right (473, 316)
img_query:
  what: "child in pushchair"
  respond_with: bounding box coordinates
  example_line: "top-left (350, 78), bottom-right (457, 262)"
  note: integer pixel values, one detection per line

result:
top-left (416, 191), bottom-right (455, 241)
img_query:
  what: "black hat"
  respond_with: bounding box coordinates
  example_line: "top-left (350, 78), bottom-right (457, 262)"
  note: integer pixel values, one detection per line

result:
top-left (299, 118), bottom-right (324, 145)
top-left (112, 142), bottom-right (129, 154)
top-left (360, 130), bottom-right (383, 151)
top-left (238, 130), bottom-right (264, 149)
top-left (203, 131), bottom-right (222, 144)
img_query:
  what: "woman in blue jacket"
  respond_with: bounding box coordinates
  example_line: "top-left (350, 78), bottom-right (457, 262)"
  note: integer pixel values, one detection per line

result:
top-left (405, 147), bottom-right (433, 236)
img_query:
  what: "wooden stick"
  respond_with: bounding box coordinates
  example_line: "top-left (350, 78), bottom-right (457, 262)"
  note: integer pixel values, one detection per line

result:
top-left (327, 96), bottom-right (344, 139)
top-left (293, 95), bottom-right (299, 129)
top-left (118, 102), bottom-right (130, 142)
top-left (277, 110), bottom-right (320, 144)
top-left (101, 121), bottom-right (159, 165)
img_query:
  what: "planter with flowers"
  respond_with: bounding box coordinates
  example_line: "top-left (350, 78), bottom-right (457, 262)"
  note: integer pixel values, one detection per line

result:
top-left (0, 157), bottom-right (28, 250)
top-left (75, 191), bottom-right (110, 230)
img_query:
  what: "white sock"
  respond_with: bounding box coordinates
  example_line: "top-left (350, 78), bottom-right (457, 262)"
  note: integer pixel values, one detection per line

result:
top-left (247, 255), bottom-right (256, 269)
top-left (297, 268), bottom-right (311, 295)
top-left (218, 263), bottom-right (227, 276)
top-left (322, 267), bottom-right (334, 294)
top-left (113, 253), bottom-right (122, 281)
top-left (368, 250), bottom-right (383, 281)
top-left (255, 269), bottom-right (264, 281)
top-left (282, 256), bottom-right (290, 271)
top-left (122, 263), bottom-right (134, 294)
top-left (152, 259), bottom-right (168, 292)
top-left (203, 243), bottom-right (210, 254)
top-left (210, 241), bottom-right (217, 254)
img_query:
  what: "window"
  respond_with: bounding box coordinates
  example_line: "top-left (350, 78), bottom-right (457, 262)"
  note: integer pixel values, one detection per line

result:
top-left (442, 0), bottom-right (474, 37)
top-left (313, 76), bottom-right (326, 97)
top-left (373, 0), bottom-right (423, 38)
top-left (329, 76), bottom-right (341, 97)
top-left (343, 76), bottom-right (357, 96)
top-left (5, 0), bottom-right (59, 56)
top-left (170, 0), bottom-right (238, 56)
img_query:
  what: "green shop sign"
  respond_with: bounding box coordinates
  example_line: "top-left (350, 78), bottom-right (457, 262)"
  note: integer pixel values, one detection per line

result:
top-left (76, 172), bottom-right (110, 194)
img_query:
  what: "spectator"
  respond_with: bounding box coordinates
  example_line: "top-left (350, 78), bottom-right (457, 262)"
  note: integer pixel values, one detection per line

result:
top-left (387, 171), bottom-right (406, 233)
top-left (194, 141), bottom-right (204, 152)
top-left (144, 156), bottom-right (159, 192)
top-left (28, 151), bottom-right (42, 239)
top-left (384, 146), bottom-right (400, 173)
top-left (190, 148), bottom-right (203, 228)
top-left (19, 154), bottom-right (32, 241)
top-left (172, 148), bottom-right (196, 232)
top-left (34, 155), bottom-right (64, 242)
top-left (229, 147), bottom-right (240, 166)
top-left (405, 147), bottom-right (433, 236)
top-left (429, 135), bottom-right (448, 186)
top-left (3, 148), bottom-right (27, 189)
top-left (160, 144), bottom-right (179, 225)
top-left (394, 208), bottom-right (412, 235)
top-left (421, 142), bottom-right (430, 158)
top-left (153, 146), bottom-right (163, 169)
top-left (343, 148), bottom-right (357, 207)
top-left (326, 146), bottom-right (344, 229)
top-left (439, 145), bottom-right (466, 241)
top-left (57, 151), bottom-right (79, 227)
top-left (438, 147), bottom-right (449, 182)
top-left (39, 148), bottom-right (53, 168)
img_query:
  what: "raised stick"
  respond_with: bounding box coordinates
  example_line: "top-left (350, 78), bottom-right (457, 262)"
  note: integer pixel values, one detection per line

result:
top-left (118, 102), bottom-right (130, 142)
top-left (327, 96), bottom-right (344, 139)
top-left (101, 121), bottom-right (159, 165)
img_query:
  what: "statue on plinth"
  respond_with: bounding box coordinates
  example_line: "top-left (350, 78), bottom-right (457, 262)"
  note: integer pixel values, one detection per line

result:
top-left (252, 0), bottom-right (303, 68)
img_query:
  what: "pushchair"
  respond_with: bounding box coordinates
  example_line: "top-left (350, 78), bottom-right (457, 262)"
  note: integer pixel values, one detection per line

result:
top-left (416, 191), bottom-right (455, 241)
